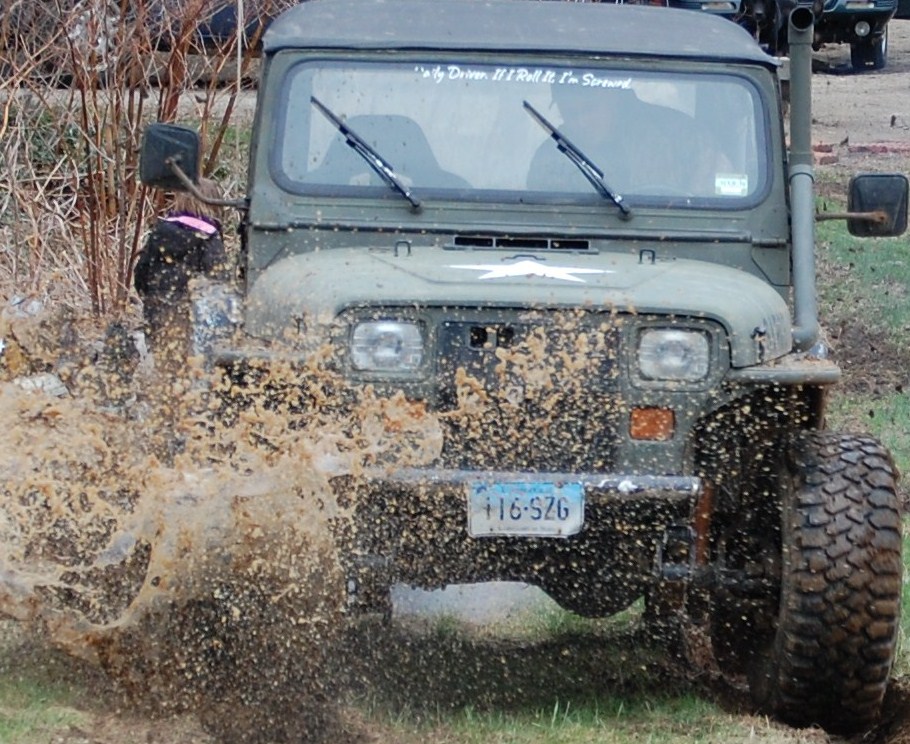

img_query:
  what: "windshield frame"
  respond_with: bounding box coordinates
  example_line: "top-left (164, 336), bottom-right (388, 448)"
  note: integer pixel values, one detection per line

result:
top-left (267, 51), bottom-right (774, 212)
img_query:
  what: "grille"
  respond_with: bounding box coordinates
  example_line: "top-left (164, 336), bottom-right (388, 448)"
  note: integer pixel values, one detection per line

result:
top-left (436, 314), bottom-right (622, 471)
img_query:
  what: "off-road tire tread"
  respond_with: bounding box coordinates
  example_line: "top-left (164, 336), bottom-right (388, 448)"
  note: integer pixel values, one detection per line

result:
top-left (768, 431), bottom-right (902, 733)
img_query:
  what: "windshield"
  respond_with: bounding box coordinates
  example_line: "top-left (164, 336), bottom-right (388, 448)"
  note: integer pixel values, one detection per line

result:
top-left (273, 58), bottom-right (768, 206)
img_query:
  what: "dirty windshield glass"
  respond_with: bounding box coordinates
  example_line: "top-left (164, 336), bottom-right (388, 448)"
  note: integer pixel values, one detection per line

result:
top-left (275, 59), bottom-right (767, 205)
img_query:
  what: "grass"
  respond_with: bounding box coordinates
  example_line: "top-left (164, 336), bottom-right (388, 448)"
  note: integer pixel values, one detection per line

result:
top-left (342, 598), bottom-right (815, 743)
top-left (353, 631), bottom-right (730, 744)
top-left (817, 215), bottom-right (910, 354)
top-left (391, 696), bottom-right (744, 744)
top-left (828, 392), bottom-right (910, 470)
top-left (0, 658), bottom-right (85, 743)
top-left (350, 609), bottom-right (816, 744)
top-left (900, 529), bottom-right (910, 678)
top-left (490, 596), bottom-right (645, 641)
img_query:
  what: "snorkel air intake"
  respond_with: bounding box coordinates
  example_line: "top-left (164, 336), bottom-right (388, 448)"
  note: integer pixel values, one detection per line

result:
top-left (787, 6), bottom-right (819, 351)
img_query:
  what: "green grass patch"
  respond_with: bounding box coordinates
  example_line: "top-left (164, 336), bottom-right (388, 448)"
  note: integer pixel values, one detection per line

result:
top-left (826, 391), bottom-right (910, 473)
top-left (0, 624), bottom-right (95, 743)
top-left (0, 674), bottom-right (84, 743)
top-left (488, 598), bottom-right (644, 641)
top-left (363, 693), bottom-right (797, 744)
top-left (897, 524), bottom-right (910, 678)
top-left (817, 215), bottom-right (910, 345)
top-left (426, 696), bottom-right (728, 743)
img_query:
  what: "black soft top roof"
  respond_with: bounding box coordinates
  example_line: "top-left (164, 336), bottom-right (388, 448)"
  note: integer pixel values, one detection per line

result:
top-left (263, 0), bottom-right (777, 67)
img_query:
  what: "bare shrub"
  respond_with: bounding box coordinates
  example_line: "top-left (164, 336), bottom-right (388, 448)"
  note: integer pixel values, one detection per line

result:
top-left (0, 0), bottom-right (289, 315)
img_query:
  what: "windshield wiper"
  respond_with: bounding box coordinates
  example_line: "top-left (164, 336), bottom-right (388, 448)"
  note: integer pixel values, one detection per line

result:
top-left (523, 100), bottom-right (631, 220)
top-left (310, 96), bottom-right (421, 211)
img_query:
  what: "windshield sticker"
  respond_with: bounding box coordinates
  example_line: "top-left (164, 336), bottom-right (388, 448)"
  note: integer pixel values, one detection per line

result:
top-left (415, 64), bottom-right (632, 90)
top-left (448, 260), bottom-right (612, 283)
top-left (715, 174), bottom-right (749, 197)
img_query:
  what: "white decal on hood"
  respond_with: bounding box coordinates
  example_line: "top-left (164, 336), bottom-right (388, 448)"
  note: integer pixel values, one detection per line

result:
top-left (448, 259), bottom-right (610, 283)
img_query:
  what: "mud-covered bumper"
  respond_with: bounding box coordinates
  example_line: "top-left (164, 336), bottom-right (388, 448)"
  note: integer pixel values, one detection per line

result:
top-left (355, 468), bottom-right (701, 537)
top-left (363, 468), bottom-right (700, 501)
top-left (334, 468), bottom-right (703, 606)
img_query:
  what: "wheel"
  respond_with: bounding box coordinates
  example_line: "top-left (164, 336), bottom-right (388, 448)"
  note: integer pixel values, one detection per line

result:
top-left (873, 28), bottom-right (888, 69)
top-left (749, 431), bottom-right (902, 734)
top-left (851, 28), bottom-right (888, 71)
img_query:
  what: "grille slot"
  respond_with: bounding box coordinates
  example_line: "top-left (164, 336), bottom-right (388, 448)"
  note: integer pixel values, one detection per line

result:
top-left (451, 235), bottom-right (592, 252)
top-left (468, 325), bottom-right (516, 349)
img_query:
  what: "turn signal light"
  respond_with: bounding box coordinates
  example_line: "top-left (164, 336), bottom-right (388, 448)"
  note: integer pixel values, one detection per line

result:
top-left (630, 407), bottom-right (675, 441)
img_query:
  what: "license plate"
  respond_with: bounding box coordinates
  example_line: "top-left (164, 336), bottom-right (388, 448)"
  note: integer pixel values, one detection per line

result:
top-left (467, 481), bottom-right (584, 537)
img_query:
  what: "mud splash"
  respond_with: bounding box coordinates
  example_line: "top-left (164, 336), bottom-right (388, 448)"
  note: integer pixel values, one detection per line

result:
top-left (0, 299), bottom-right (444, 741)
top-left (0, 298), bottom-right (646, 740)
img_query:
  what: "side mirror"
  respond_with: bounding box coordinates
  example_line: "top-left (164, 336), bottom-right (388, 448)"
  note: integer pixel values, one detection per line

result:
top-left (847, 173), bottom-right (909, 237)
top-left (139, 123), bottom-right (201, 190)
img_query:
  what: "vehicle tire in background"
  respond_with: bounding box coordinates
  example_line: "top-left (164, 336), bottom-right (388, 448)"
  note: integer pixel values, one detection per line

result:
top-left (851, 26), bottom-right (889, 70)
top-left (749, 432), bottom-right (902, 734)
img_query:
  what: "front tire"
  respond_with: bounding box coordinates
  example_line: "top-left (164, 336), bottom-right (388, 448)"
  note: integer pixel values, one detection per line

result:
top-left (750, 432), bottom-right (902, 734)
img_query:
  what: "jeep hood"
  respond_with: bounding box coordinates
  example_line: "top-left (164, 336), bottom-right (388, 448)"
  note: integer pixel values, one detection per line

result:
top-left (245, 247), bottom-right (792, 368)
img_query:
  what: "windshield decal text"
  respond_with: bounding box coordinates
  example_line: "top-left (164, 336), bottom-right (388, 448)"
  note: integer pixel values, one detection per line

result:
top-left (414, 64), bottom-right (632, 90)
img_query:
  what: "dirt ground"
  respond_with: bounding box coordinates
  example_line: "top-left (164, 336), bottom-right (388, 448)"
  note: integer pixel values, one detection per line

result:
top-left (4, 23), bottom-right (910, 744)
top-left (811, 20), bottom-right (910, 171)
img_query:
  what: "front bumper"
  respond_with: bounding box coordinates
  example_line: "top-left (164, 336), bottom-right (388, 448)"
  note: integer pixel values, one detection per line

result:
top-left (332, 468), bottom-right (702, 613)
top-left (367, 467), bottom-right (700, 501)
top-left (817, 8), bottom-right (894, 43)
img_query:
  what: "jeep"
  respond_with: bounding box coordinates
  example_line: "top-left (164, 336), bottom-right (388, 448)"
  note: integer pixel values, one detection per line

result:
top-left (139, 0), bottom-right (909, 732)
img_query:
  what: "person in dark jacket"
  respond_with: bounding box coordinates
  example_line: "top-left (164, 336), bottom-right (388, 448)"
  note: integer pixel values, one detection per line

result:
top-left (134, 179), bottom-right (229, 350)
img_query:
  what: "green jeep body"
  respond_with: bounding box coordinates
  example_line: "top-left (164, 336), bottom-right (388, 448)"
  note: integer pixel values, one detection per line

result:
top-left (140, 0), bottom-right (908, 733)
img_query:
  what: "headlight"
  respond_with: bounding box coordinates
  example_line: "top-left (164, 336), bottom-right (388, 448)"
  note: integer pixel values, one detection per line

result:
top-left (350, 321), bottom-right (424, 372)
top-left (638, 328), bottom-right (710, 382)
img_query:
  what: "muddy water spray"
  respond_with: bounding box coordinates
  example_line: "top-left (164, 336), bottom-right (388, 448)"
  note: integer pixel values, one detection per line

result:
top-left (0, 302), bottom-right (628, 740)
top-left (0, 305), bottom-right (445, 736)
